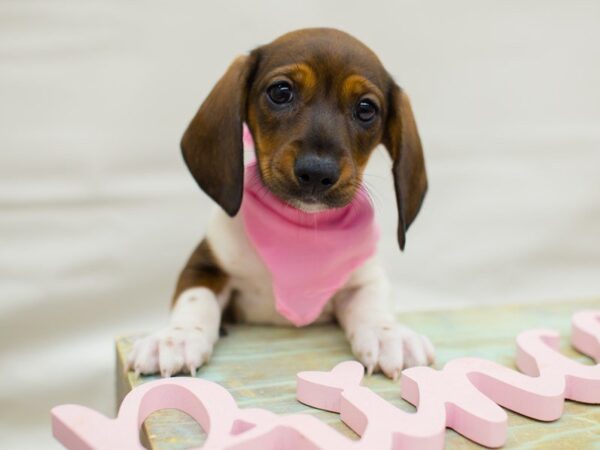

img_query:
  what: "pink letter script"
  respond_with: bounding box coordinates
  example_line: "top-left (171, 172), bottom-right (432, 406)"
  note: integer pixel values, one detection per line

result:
top-left (52, 310), bottom-right (600, 449)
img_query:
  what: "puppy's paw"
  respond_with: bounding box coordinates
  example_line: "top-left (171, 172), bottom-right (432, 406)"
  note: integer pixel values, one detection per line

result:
top-left (349, 323), bottom-right (435, 380)
top-left (126, 326), bottom-right (215, 377)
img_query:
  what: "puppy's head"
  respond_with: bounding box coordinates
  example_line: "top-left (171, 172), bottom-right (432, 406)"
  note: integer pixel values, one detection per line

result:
top-left (181, 28), bottom-right (427, 250)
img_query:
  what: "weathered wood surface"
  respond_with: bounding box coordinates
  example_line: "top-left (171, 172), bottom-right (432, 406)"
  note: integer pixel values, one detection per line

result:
top-left (115, 299), bottom-right (600, 449)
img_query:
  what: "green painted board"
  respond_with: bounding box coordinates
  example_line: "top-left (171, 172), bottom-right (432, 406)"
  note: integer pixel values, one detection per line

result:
top-left (115, 299), bottom-right (600, 449)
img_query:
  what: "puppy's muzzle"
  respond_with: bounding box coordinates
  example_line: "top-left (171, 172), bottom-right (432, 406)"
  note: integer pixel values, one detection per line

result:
top-left (294, 153), bottom-right (340, 195)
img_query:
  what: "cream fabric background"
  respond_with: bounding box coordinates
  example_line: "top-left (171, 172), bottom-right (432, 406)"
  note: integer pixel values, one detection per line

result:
top-left (1, 1), bottom-right (599, 448)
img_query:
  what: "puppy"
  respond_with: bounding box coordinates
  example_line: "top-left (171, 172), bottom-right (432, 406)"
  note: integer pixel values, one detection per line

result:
top-left (128, 28), bottom-right (434, 380)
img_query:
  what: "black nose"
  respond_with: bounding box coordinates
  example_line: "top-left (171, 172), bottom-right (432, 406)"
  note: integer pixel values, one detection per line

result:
top-left (294, 154), bottom-right (340, 193)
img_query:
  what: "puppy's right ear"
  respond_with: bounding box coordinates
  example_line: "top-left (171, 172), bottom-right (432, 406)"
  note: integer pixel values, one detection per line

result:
top-left (181, 54), bottom-right (258, 216)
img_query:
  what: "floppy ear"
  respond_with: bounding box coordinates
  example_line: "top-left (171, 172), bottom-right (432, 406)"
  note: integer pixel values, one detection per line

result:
top-left (181, 54), bottom-right (258, 216)
top-left (383, 84), bottom-right (428, 251)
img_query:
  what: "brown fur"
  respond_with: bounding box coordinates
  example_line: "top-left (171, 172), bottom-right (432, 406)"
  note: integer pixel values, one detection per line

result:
top-left (176, 28), bottom-right (428, 304)
top-left (383, 86), bottom-right (428, 249)
top-left (172, 239), bottom-right (228, 305)
top-left (181, 55), bottom-right (258, 217)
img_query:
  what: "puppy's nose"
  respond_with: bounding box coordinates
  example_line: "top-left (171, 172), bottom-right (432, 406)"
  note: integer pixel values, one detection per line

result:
top-left (294, 154), bottom-right (340, 193)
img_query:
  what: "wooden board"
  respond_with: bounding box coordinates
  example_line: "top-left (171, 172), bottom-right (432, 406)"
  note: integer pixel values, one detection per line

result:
top-left (115, 299), bottom-right (600, 449)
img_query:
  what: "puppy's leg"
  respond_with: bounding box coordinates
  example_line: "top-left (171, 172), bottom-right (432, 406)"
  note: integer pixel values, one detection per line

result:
top-left (128, 239), bottom-right (230, 377)
top-left (334, 261), bottom-right (435, 380)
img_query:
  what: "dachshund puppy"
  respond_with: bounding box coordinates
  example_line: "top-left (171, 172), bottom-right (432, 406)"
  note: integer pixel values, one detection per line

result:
top-left (128, 28), bottom-right (434, 380)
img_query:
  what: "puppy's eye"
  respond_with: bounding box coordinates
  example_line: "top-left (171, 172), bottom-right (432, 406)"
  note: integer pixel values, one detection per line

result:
top-left (355, 99), bottom-right (378, 122)
top-left (267, 82), bottom-right (294, 105)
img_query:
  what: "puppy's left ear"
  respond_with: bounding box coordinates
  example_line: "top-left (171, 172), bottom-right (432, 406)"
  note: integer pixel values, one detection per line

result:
top-left (181, 54), bottom-right (258, 216)
top-left (383, 84), bottom-right (428, 251)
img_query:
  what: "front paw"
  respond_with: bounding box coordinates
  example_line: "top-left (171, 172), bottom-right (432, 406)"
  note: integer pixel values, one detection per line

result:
top-left (349, 323), bottom-right (435, 380)
top-left (126, 326), bottom-right (215, 377)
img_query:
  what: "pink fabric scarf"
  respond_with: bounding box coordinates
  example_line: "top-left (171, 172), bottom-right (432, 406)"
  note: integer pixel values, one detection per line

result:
top-left (241, 162), bottom-right (379, 327)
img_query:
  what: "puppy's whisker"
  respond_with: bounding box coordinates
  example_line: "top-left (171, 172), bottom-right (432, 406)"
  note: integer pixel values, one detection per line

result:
top-left (361, 176), bottom-right (389, 209)
top-left (362, 173), bottom-right (387, 180)
top-left (360, 180), bottom-right (383, 212)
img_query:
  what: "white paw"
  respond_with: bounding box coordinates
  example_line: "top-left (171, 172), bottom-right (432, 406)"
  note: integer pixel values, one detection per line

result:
top-left (126, 326), bottom-right (216, 377)
top-left (349, 323), bottom-right (435, 380)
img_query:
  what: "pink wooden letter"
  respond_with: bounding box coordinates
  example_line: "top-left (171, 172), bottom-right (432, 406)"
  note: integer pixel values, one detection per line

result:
top-left (52, 310), bottom-right (600, 449)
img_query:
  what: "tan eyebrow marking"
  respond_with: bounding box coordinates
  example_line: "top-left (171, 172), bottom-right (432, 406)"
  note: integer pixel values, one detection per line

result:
top-left (263, 63), bottom-right (318, 98)
top-left (341, 74), bottom-right (384, 106)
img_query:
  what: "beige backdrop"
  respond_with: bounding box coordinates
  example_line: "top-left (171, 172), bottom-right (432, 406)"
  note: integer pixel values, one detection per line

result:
top-left (1, 1), bottom-right (599, 448)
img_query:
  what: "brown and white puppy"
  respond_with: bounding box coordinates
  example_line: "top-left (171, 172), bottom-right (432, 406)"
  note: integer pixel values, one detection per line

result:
top-left (128, 28), bottom-right (433, 380)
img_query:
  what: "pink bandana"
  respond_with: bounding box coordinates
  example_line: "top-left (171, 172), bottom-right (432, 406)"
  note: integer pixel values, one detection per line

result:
top-left (241, 162), bottom-right (379, 327)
